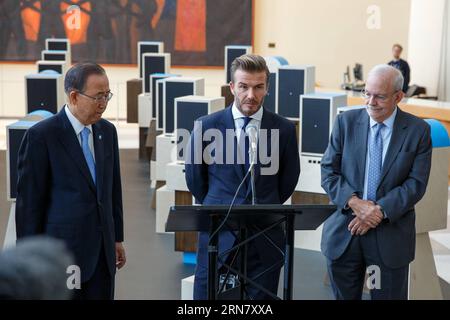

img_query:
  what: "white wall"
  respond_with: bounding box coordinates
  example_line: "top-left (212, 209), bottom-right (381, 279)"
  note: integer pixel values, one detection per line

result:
top-left (254, 0), bottom-right (411, 88)
top-left (438, 0), bottom-right (450, 101)
top-left (408, 0), bottom-right (446, 97)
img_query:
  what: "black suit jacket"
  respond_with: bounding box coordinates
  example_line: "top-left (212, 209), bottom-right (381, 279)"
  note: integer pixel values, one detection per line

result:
top-left (16, 109), bottom-right (124, 282)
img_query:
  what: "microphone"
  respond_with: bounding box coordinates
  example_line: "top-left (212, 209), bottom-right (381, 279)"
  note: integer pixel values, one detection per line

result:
top-left (246, 123), bottom-right (258, 165)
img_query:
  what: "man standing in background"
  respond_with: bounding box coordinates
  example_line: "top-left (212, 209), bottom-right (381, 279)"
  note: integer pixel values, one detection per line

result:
top-left (388, 44), bottom-right (410, 93)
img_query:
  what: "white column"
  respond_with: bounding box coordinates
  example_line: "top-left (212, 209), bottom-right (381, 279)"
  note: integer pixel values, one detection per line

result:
top-left (437, 0), bottom-right (450, 101)
top-left (408, 0), bottom-right (446, 97)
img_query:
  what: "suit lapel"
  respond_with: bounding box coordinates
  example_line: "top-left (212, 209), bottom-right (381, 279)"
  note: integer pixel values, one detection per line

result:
top-left (56, 110), bottom-right (97, 194)
top-left (92, 123), bottom-right (104, 197)
top-left (355, 111), bottom-right (369, 191)
top-left (221, 106), bottom-right (245, 182)
top-left (379, 108), bottom-right (408, 186)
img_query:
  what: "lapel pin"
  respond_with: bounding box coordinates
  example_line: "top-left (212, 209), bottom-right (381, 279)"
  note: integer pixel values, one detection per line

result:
top-left (99, 135), bottom-right (102, 140)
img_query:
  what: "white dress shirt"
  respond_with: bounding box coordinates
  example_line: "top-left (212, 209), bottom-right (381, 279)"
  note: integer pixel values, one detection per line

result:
top-left (231, 103), bottom-right (263, 140)
top-left (65, 105), bottom-right (96, 162)
top-left (231, 103), bottom-right (263, 164)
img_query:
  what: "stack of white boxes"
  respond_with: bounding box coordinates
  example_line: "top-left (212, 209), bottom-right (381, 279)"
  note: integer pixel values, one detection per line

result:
top-left (137, 52), bottom-right (171, 142)
top-left (156, 95), bottom-right (224, 233)
top-left (153, 80), bottom-right (212, 233)
top-left (297, 92), bottom-right (347, 194)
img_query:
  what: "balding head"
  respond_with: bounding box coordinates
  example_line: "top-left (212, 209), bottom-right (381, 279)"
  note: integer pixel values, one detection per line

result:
top-left (367, 64), bottom-right (404, 92)
top-left (363, 64), bottom-right (404, 123)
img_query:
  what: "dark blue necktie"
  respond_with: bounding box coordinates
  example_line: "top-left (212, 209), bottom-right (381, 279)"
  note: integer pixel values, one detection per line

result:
top-left (240, 117), bottom-right (252, 174)
top-left (80, 127), bottom-right (96, 185)
top-left (367, 123), bottom-right (384, 201)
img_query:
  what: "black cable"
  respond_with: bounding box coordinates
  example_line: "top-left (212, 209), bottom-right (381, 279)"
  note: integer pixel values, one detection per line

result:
top-left (208, 163), bottom-right (253, 244)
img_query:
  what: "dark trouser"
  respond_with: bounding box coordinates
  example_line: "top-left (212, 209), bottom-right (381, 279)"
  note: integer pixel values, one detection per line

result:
top-left (326, 231), bottom-right (409, 300)
top-left (73, 246), bottom-right (114, 300)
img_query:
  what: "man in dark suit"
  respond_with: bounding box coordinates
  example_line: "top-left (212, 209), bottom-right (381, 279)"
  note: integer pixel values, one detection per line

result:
top-left (16, 62), bottom-right (126, 300)
top-left (321, 64), bottom-right (432, 300)
top-left (388, 44), bottom-right (410, 93)
top-left (185, 54), bottom-right (300, 300)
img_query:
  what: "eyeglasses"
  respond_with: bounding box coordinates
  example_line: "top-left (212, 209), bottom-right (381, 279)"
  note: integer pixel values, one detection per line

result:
top-left (362, 90), bottom-right (398, 102)
top-left (78, 91), bottom-right (113, 103)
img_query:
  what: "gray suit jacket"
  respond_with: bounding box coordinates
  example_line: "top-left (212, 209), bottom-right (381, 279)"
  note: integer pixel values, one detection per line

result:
top-left (320, 107), bottom-right (432, 268)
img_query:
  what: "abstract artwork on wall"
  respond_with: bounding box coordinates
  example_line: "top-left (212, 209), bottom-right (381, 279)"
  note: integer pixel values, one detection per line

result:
top-left (0, 0), bottom-right (252, 66)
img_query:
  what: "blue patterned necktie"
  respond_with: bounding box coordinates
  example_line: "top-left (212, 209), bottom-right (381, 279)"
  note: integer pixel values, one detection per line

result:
top-left (367, 123), bottom-right (384, 201)
top-left (80, 127), bottom-right (96, 185)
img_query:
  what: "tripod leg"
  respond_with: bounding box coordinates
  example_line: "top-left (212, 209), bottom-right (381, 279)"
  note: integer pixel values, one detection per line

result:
top-left (239, 226), bottom-right (248, 300)
top-left (208, 216), bottom-right (219, 300)
top-left (283, 214), bottom-right (295, 300)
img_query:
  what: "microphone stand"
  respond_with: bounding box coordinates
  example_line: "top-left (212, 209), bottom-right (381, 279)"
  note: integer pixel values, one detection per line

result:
top-left (249, 147), bottom-right (257, 205)
top-left (250, 164), bottom-right (256, 205)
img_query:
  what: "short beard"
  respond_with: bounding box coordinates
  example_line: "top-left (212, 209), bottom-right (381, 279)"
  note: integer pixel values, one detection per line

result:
top-left (232, 89), bottom-right (265, 115)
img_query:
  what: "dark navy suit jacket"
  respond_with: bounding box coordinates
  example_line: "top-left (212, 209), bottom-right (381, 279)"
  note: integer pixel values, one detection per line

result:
top-left (16, 109), bottom-right (124, 282)
top-left (321, 108), bottom-right (432, 268)
top-left (185, 106), bottom-right (300, 297)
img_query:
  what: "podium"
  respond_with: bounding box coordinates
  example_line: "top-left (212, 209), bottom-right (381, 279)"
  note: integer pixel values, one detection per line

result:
top-left (166, 204), bottom-right (335, 300)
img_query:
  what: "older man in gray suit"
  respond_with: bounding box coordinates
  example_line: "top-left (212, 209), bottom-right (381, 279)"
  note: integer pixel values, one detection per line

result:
top-left (321, 64), bottom-right (432, 300)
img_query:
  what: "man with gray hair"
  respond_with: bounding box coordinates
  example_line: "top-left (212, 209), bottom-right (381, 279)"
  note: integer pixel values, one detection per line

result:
top-left (321, 64), bottom-right (432, 299)
top-left (16, 62), bottom-right (126, 300)
top-left (0, 236), bottom-right (74, 299)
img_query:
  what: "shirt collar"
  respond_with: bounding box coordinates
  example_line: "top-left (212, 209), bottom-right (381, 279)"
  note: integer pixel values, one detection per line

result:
top-left (369, 106), bottom-right (398, 130)
top-left (65, 105), bottom-right (93, 136)
top-left (231, 102), bottom-right (263, 122)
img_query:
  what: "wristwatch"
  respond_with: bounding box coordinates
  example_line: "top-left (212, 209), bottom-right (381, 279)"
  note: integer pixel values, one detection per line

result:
top-left (379, 206), bottom-right (388, 220)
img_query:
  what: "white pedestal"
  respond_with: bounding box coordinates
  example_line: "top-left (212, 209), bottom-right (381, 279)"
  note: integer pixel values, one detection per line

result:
top-left (408, 147), bottom-right (449, 299)
top-left (166, 161), bottom-right (188, 191)
top-left (294, 225), bottom-right (323, 252)
top-left (156, 185), bottom-right (175, 234)
top-left (296, 155), bottom-right (325, 194)
top-left (409, 233), bottom-right (443, 299)
top-left (138, 93), bottom-right (152, 128)
top-left (155, 134), bottom-right (177, 181)
top-left (415, 147), bottom-right (449, 233)
top-left (150, 160), bottom-right (156, 181)
top-left (181, 275), bottom-right (195, 300)
top-left (3, 202), bottom-right (16, 249)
